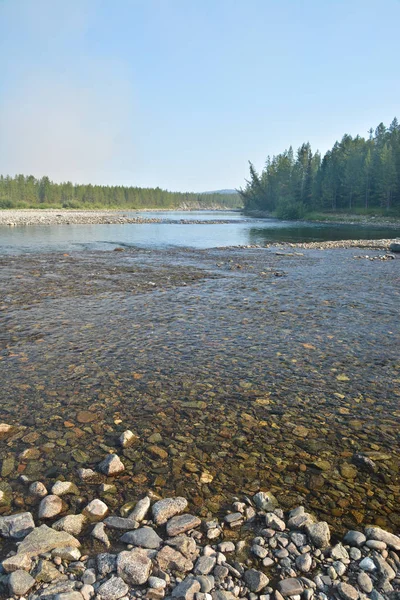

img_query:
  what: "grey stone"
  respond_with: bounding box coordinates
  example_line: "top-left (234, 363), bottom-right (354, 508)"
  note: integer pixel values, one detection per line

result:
top-left (366, 539), bottom-right (387, 550)
top-left (8, 569), bottom-right (35, 596)
top-left (349, 547), bottom-right (362, 560)
top-left (51, 481), bottom-right (79, 496)
top-left (117, 548), bottom-right (152, 584)
top-left (213, 565), bottom-right (229, 582)
top-left (277, 578), bottom-right (304, 597)
top-left (149, 576), bottom-right (167, 589)
top-left (156, 545), bottom-right (193, 572)
top-left (343, 530), bottom-right (366, 547)
top-left (36, 580), bottom-right (77, 599)
top-left (295, 553), bottom-right (312, 572)
top-left (224, 512), bottom-right (243, 524)
top-left (98, 454), bottom-right (125, 475)
top-left (195, 575), bottom-right (215, 593)
top-left (167, 535), bottom-right (197, 558)
top-left (287, 510), bottom-right (314, 530)
top-left (2, 553), bottom-right (32, 573)
top-left (54, 594), bottom-right (84, 600)
top-left (83, 498), bottom-right (108, 520)
top-left (389, 241), bottom-right (400, 252)
top-left (104, 516), bottom-right (138, 530)
top-left (92, 522), bottom-right (110, 547)
top-left (121, 526), bottom-right (163, 549)
top-left (306, 522), bottom-right (330, 548)
top-left (0, 512), bottom-right (35, 538)
top-left (53, 514), bottom-right (86, 536)
top-left (265, 513), bottom-right (286, 531)
top-left (337, 582), bottom-right (359, 600)
top-left (172, 576), bottom-right (201, 600)
top-left (373, 553), bottom-right (396, 580)
top-left (152, 497), bottom-right (188, 525)
top-left (218, 542), bottom-right (235, 553)
top-left (82, 568), bottom-right (96, 585)
top-left (253, 491), bottom-right (278, 511)
top-left (365, 527), bottom-right (400, 550)
top-left (211, 593), bottom-right (235, 600)
top-left (80, 584), bottom-right (94, 600)
top-left (252, 544), bottom-right (268, 559)
top-left (357, 572), bottom-right (373, 594)
top-left (129, 496), bottom-right (151, 522)
top-left (243, 569), bottom-right (269, 592)
top-left (17, 524), bottom-right (80, 558)
top-left (51, 546), bottom-right (82, 561)
top-left (166, 514), bottom-right (202, 536)
top-left (194, 556), bottom-right (216, 575)
top-left (39, 494), bottom-right (63, 519)
top-left (359, 557), bottom-right (376, 571)
top-left (33, 558), bottom-right (66, 583)
top-left (29, 481), bottom-right (48, 498)
top-left (333, 560), bottom-right (346, 576)
top-left (97, 576), bottom-right (129, 600)
top-left (97, 553), bottom-right (117, 577)
top-left (331, 543), bottom-right (349, 560)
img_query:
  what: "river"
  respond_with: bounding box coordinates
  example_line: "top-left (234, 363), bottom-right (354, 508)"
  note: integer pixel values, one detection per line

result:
top-left (0, 210), bottom-right (399, 254)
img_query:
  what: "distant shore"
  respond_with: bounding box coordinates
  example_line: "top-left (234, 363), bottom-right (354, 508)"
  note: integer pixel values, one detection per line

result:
top-left (0, 208), bottom-right (240, 226)
top-left (245, 210), bottom-right (400, 228)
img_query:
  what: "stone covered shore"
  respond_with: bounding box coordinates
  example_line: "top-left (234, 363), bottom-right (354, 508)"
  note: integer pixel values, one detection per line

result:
top-left (0, 210), bottom-right (163, 226)
top-left (0, 428), bottom-right (399, 600)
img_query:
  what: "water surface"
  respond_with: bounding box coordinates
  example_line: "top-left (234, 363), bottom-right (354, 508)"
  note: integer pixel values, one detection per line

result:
top-left (0, 211), bottom-right (398, 254)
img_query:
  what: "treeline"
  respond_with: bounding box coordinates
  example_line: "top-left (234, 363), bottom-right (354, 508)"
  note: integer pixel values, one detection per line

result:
top-left (0, 176), bottom-right (241, 210)
top-left (240, 118), bottom-right (400, 218)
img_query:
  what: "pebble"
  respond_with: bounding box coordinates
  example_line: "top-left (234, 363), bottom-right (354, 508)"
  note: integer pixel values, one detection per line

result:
top-left (343, 530), bottom-right (366, 547)
top-left (92, 521), bottom-right (110, 547)
top-left (52, 481), bottom-right (79, 496)
top-left (306, 522), bottom-right (330, 548)
top-left (357, 571), bottom-right (373, 593)
top-left (53, 514), bottom-right (87, 535)
top-left (365, 526), bottom-right (400, 550)
top-left (119, 430), bottom-right (136, 448)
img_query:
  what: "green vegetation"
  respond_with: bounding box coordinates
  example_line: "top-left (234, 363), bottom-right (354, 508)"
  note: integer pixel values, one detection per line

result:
top-left (240, 118), bottom-right (400, 219)
top-left (0, 176), bottom-right (241, 210)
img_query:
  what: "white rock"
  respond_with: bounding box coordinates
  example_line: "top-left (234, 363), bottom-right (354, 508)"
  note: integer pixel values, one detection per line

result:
top-left (83, 498), bottom-right (108, 520)
top-left (38, 495), bottom-right (63, 519)
top-left (98, 454), bottom-right (125, 475)
top-left (119, 430), bottom-right (136, 448)
top-left (129, 496), bottom-right (151, 522)
top-left (51, 481), bottom-right (79, 496)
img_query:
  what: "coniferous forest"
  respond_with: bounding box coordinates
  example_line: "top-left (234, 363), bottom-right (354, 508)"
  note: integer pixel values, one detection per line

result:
top-left (240, 118), bottom-right (400, 219)
top-left (0, 177), bottom-right (240, 210)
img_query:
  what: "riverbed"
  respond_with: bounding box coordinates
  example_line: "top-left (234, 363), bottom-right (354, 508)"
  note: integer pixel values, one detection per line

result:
top-left (1, 244), bottom-right (399, 535)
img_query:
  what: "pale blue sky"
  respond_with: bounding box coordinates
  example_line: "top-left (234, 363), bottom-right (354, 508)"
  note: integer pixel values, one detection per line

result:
top-left (1, 0), bottom-right (399, 192)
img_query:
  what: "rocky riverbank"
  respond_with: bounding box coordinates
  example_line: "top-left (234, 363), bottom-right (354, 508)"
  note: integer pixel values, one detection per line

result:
top-left (0, 436), bottom-right (399, 600)
top-left (0, 210), bottom-right (243, 227)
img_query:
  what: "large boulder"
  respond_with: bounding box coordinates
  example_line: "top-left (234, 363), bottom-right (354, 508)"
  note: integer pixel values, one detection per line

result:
top-left (17, 524), bottom-right (80, 558)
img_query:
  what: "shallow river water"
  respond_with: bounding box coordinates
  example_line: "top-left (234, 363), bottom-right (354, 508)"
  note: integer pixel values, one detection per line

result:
top-left (0, 243), bottom-right (399, 536)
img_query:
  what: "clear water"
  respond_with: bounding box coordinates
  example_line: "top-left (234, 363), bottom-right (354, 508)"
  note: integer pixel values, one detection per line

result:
top-left (0, 211), bottom-right (398, 254)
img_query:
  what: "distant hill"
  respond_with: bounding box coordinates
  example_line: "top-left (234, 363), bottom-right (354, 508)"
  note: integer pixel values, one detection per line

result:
top-left (202, 189), bottom-right (239, 195)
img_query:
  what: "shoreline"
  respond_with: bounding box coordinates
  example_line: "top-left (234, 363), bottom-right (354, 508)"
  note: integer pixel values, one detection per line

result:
top-left (245, 210), bottom-right (400, 229)
top-left (0, 209), bottom-right (240, 227)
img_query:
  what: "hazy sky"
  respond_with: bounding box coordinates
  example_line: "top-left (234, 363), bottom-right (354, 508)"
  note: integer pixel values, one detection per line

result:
top-left (1, 0), bottom-right (399, 192)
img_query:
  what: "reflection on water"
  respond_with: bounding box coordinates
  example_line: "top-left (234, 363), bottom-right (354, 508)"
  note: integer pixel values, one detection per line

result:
top-left (0, 211), bottom-right (399, 254)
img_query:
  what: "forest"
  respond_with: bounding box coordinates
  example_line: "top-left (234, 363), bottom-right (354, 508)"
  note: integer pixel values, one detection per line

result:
top-left (0, 177), bottom-right (241, 210)
top-left (240, 118), bottom-right (400, 219)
